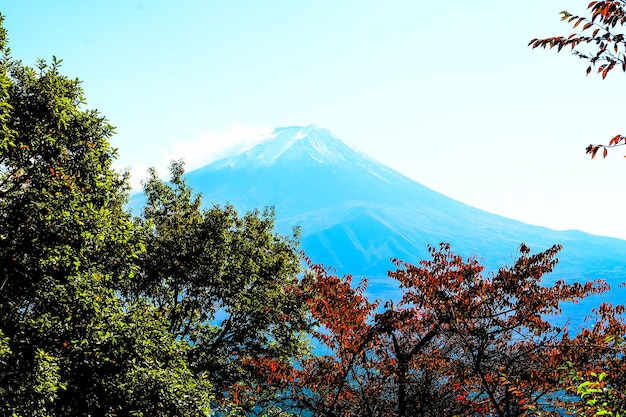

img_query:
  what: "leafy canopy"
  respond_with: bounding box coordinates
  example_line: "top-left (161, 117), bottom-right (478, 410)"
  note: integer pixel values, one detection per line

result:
top-left (289, 244), bottom-right (615, 417)
top-left (0, 12), bottom-right (310, 417)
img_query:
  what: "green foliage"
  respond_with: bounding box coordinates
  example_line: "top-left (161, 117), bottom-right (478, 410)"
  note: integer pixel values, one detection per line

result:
top-left (560, 365), bottom-right (625, 416)
top-left (6, 6), bottom-right (626, 416)
top-left (558, 327), bottom-right (626, 417)
top-left (134, 161), bottom-right (310, 412)
top-left (0, 12), bottom-right (308, 417)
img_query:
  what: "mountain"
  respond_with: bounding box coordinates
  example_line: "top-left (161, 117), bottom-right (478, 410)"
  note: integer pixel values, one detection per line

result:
top-left (131, 125), bottom-right (626, 323)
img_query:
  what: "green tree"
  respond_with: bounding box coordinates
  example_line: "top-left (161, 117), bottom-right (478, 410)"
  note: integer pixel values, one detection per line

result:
top-left (555, 303), bottom-right (626, 417)
top-left (0, 13), bottom-right (310, 416)
top-left (0, 13), bottom-right (214, 415)
top-left (133, 161), bottom-right (311, 414)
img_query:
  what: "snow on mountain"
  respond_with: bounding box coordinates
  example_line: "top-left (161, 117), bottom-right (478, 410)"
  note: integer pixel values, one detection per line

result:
top-left (131, 125), bottom-right (626, 322)
top-left (206, 125), bottom-right (393, 173)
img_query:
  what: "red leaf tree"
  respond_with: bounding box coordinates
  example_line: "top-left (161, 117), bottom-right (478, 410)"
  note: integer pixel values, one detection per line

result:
top-left (289, 243), bottom-right (609, 417)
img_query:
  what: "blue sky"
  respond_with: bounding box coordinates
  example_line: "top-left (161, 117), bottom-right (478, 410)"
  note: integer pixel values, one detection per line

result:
top-left (3, 1), bottom-right (626, 239)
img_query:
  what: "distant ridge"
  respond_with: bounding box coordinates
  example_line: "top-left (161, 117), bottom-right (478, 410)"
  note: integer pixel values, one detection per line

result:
top-left (132, 125), bottom-right (626, 322)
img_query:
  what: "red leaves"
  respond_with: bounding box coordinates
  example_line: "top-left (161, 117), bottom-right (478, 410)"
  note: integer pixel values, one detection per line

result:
top-left (598, 61), bottom-right (616, 78)
top-left (609, 134), bottom-right (626, 145)
top-left (531, 1), bottom-right (626, 86)
top-left (241, 356), bottom-right (293, 386)
top-left (586, 134), bottom-right (626, 158)
top-left (301, 261), bottom-right (376, 352)
top-left (590, 0), bottom-right (626, 26)
top-left (291, 243), bottom-right (613, 416)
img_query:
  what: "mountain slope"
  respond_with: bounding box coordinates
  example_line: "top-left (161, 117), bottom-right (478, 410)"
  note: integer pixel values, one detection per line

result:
top-left (133, 125), bottom-right (626, 320)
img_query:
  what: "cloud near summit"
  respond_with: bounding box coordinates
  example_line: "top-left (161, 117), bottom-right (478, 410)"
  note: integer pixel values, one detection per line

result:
top-left (124, 125), bottom-right (273, 190)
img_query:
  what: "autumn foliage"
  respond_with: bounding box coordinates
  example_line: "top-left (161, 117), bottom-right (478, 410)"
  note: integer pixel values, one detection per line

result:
top-left (3, 9), bottom-right (626, 416)
top-left (530, 1), bottom-right (626, 158)
top-left (285, 243), bottom-right (621, 417)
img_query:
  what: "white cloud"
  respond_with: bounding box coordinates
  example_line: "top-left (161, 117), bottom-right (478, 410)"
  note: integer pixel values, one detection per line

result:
top-left (123, 125), bottom-right (273, 191)
top-left (167, 125), bottom-right (274, 170)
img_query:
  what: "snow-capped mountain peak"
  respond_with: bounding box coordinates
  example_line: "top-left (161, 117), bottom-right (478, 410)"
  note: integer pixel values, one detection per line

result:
top-left (228, 125), bottom-right (360, 167)
top-left (132, 125), bottom-right (626, 322)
